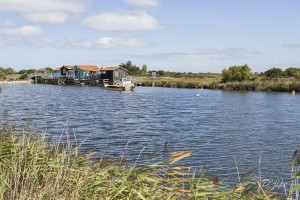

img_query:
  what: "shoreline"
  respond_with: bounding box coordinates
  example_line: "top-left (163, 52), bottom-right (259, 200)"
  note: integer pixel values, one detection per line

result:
top-left (138, 77), bottom-right (300, 92)
top-left (0, 80), bottom-right (32, 84)
top-left (1, 77), bottom-right (300, 93)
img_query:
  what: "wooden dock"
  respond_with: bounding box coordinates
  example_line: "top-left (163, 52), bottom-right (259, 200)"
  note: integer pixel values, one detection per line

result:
top-left (40, 78), bottom-right (110, 86)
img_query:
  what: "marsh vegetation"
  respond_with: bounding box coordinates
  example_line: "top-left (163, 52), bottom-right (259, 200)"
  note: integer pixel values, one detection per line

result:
top-left (1, 129), bottom-right (300, 199)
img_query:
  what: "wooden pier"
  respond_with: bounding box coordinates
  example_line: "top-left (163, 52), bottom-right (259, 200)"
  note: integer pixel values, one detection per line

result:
top-left (40, 78), bottom-right (110, 86)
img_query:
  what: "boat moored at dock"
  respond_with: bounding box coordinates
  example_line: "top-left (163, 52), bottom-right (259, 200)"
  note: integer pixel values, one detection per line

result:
top-left (104, 78), bottom-right (135, 91)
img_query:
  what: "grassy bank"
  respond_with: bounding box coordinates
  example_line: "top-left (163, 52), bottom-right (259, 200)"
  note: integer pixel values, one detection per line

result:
top-left (138, 77), bottom-right (300, 92)
top-left (0, 129), bottom-right (299, 199)
top-left (138, 76), bottom-right (221, 89)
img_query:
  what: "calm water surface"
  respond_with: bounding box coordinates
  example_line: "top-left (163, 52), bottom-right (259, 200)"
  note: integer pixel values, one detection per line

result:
top-left (0, 84), bottom-right (299, 182)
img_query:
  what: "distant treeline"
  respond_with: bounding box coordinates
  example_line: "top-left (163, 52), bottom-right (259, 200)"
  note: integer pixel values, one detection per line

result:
top-left (221, 64), bottom-right (300, 83)
top-left (120, 61), bottom-right (300, 79)
top-left (2, 62), bottom-right (300, 82)
top-left (0, 67), bottom-right (53, 80)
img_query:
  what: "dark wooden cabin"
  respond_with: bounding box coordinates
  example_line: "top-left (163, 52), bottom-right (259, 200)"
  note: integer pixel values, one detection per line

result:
top-left (98, 67), bottom-right (128, 83)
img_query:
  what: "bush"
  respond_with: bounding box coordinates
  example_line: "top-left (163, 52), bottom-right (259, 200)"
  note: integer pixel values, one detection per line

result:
top-left (19, 73), bottom-right (29, 80)
top-left (221, 64), bottom-right (252, 83)
top-left (264, 68), bottom-right (283, 78)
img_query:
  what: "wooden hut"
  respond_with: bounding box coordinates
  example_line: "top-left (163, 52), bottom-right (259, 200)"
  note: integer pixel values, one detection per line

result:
top-left (53, 65), bottom-right (75, 78)
top-left (74, 65), bottom-right (99, 80)
top-left (53, 67), bottom-right (61, 78)
top-left (98, 67), bottom-right (128, 83)
top-left (149, 70), bottom-right (159, 78)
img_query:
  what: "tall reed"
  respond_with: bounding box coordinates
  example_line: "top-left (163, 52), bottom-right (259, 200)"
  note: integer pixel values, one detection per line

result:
top-left (0, 129), bottom-right (298, 199)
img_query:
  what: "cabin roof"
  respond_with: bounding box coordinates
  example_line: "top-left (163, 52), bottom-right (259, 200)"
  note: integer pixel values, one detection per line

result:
top-left (64, 66), bottom-right (74, 70)
top-left (100, 66), bottom-right (120, 71)
top-left (75, 65), bottom-right (99, 72)
top-left (54, 67), bottom-right (61, 71)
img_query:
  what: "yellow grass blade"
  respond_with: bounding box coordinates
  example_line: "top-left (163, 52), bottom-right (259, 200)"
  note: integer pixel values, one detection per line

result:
top-left (172, 166), bottom-right (190, 171)
top-left (168, 188), bottom-right (192, 193)
top-left (169, 151), bottom-right (192, 165)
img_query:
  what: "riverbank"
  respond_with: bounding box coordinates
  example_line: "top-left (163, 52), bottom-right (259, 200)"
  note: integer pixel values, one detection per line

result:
top-left (0, 80), bottom-right (31, 84)
top-left (139, 77), bottom-right (300, 92)
top-left (0, 128), bottom-right (297, 199)
top-left (1, 76), bottom-right (300, 93)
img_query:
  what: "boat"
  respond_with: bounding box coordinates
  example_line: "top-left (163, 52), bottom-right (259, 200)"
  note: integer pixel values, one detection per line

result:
top-left (104, 78), bottom-right (135, 91)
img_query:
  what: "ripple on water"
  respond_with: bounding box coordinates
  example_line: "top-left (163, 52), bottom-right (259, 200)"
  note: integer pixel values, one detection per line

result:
top-left (0, 85), bottom-right (299, 183)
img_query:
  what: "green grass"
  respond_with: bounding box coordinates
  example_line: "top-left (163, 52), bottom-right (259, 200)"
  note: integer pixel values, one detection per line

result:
top-left (138, 76), bottom-right (221, 89)
top-left (138, 76), bottom-right (300, 92)
top-left (0, 129), bottom-right (298, 199)
top-left (6, 74), bottom-right (23, 80)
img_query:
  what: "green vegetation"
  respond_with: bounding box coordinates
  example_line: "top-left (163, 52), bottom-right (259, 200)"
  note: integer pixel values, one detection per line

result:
top-left (1, 129), bottom-right (298, 199)
top-left (139, 75), bottom-right (221, 89)
top-left (139, 76), bottom-right (300, 92)
top-left (119, 61), bottom-right (148, 76)
top-left (137, 64), bottom-right (300, 92)
top-left (0, 67), bottom-right (53, 81)
top-left (0, 67), bottom-right (15, 80)
top-left (2, 62), bottom-right (300, 92)
top-left (264, 68), bottom-right (283, 79)
top-left (221, 64), bottom-right (252, 83)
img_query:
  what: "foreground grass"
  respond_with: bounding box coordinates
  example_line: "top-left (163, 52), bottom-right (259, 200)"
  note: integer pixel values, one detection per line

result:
top-left (139, 76), bottom-right (300, 92)
top-left (0, 129), bottom-right (299, 199)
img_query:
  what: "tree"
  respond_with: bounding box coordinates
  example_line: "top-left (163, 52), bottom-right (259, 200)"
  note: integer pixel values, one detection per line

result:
top-left (141, 64), bottom-right (148, 76)
top-left (284, 67), bottom-right (300, 77)
top-left (264, 68), bottom-right (283, 78)
top-left (19, 73), bottom-right (29, 80)
top-left (0, 67), bottom-right (7, 80)
top-left (4, 67), bottom-right (16, 75)
top-left (18, 69), bottom-right (28, 74)
top-left (158, 70), bottom-right (165, 76)
top-left (45, 67), bottom-right (53, 73)
top-left (27, 69), bottom-right (37, 74)
top-left (294, 71), bottom-right (300, 80)
top-left (119, 61), bottom-right (141, 76)
top-left (221, 64), bottom-right (252, 82)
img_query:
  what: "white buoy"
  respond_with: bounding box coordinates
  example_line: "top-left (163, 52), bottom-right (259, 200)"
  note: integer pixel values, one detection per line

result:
top-left (292, 90), bottom-right (296, 95)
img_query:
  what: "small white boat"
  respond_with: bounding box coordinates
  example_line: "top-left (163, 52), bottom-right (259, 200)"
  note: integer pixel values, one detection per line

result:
top-left (104, 78), bottom-right (135, 91)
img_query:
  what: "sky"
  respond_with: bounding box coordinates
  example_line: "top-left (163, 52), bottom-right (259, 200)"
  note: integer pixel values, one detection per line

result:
top-left (0, 0), bottom-right (299, 73)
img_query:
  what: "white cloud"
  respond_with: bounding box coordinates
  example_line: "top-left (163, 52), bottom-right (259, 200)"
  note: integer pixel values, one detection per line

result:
top-left (0, 25), bottom-right (44, 37)
top-left (0, 0), bottom-right (87, 23)
top-left (125, 0), bottom-right (160, 7)
top-left (8, 37), bottom-right (35, 47)
top-left (23, 12), bottom-right (69, 24)
top-left (133, 48), bottom-right (260, 61)
top-left (0, 0), bottom-right (85, 13)
top-left (82, 11), bottom-right (163, 31)
top-left (95, 37), bottom-right (148, 48)
top-left (38, 37), bottom-right (58, 47)
top-left (0, 41), bottom-right (5, 47)
top-left (282, 44), bottom-right (300, 49)
top-left (67, 38), bottom-right (94, 49)
top-left (164, 48), bottom-right (260, 60)
top-left (66, 36), bottom-right (148, 49)
top-left (0, 22), bottom-right (47, 47)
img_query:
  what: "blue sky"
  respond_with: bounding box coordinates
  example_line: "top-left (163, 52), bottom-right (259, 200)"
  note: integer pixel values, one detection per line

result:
top-left (0, 0), bottom-right (299, 72)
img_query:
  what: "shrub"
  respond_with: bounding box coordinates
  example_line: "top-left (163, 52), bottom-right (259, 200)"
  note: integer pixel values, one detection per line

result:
top-left (264, 68), bottom-right (283, 79)
top-left (221, 64), bottom-right (252, 83)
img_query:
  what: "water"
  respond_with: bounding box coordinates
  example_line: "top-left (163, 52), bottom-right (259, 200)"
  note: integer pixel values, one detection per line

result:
top-left (0, 84), bottom-right (299, 183)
